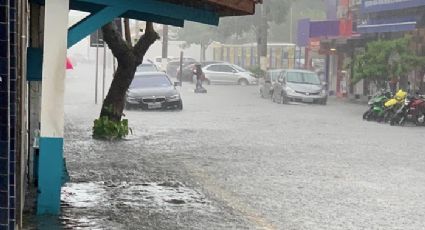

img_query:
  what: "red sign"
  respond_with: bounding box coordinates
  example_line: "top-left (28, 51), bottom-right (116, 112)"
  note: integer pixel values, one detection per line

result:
top-left (339, 19), bottom-right (353, 37)
top-left (309, 38), bottom-right (321, 51)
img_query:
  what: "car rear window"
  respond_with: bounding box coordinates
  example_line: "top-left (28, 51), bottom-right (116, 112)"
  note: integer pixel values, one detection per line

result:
top-left (137, 64), bottom-right (158, 72)
top-left (130, 75), bottom-right (171, 88)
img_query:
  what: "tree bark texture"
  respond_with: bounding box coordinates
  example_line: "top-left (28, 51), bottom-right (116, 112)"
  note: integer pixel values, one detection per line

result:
top-left (100, 22), bottom-right (159, 122)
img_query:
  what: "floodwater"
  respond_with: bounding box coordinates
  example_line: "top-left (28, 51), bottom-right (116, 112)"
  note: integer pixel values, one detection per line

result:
top-left (24, 63), bottom-right (425, 229)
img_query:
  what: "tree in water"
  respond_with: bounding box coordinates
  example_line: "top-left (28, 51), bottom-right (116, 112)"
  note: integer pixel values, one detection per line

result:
top-left (100, 21), bottom-right (159, 122)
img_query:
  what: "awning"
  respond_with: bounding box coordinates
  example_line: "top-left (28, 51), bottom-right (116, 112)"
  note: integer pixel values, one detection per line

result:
top-left (357, 21), bottom-right (417, 34)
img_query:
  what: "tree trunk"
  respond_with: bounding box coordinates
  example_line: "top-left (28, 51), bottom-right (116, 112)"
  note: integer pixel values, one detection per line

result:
top-left (256, 5), bottom-right (268, 70)
top-left (99, 21), bottom-right (159, 122)
top-left (100, 58), bottom-right (137, 121)
top-left (200, 43), bottom-right (207, 62)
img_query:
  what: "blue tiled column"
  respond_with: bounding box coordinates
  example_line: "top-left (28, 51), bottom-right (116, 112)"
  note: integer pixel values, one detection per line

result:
top-left (0, 0), bottom-right (11, 229)
top-left (8, 0), bottom-right (17, 228)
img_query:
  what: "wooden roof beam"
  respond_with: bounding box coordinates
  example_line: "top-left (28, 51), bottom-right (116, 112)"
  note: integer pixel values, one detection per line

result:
top-left (205, 0), bottom-right (257, 15)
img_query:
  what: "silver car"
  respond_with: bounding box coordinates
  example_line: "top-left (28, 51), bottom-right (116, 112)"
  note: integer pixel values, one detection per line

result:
top-left (202, 63), bottom-right (257, 85)
top-left (272, 69), bottom-right (327, 105)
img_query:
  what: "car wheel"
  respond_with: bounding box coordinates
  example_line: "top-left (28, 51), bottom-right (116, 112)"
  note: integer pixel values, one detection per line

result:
top-left (177, 101), bottom-right (183, 110)
top-left (363, 109), bottom-right (372, 120)
top-left (390, 116), bottom-right (399, 126)
top-left (239, 79), bottom-right (249, 86)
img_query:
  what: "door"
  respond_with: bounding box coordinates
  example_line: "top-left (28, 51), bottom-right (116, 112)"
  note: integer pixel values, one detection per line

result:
top-left (205, 64), bottom-right (236, 84)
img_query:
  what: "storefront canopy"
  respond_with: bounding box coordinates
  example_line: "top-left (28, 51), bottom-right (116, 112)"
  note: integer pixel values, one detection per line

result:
top-left (357, 21), bottom-right (417, 34)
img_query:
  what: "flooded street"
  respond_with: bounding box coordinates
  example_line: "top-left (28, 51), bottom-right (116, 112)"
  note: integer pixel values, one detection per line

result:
top-left (27, 65), bottom-right (425, 229)
top-left (7, 1), bottom-right (425, 229)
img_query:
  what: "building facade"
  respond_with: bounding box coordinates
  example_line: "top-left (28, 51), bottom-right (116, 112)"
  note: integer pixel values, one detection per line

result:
top-left (298, 0), bottom-right (425, 99)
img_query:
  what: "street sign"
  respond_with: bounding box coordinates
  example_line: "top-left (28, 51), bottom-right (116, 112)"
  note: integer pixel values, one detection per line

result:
top-left (90, 30), bottom-right (104, 47)
top-left (90, 19), bottom-right (123, 47)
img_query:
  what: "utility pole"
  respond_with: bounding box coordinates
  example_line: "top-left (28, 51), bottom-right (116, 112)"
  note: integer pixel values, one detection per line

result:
top-left (95, 30), bottom-right (99, 104)
top-left (289, 7), bottom-right (293, 44)
top-left (102, 41), bottom-right (106, 101)
top-left (162, 25), bottom-right (169, 71)
top-left (257, 4), bottom-right (268, 71)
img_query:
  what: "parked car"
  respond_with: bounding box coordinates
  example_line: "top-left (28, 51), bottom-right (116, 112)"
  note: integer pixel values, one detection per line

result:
top-left (166, 60), bottom-right (196, 78)
top-left (177, 61), bottom-right (223, 83)
top-left (202, 63), bottom-right (257, 85)
top-left (152, 56), bottom-right (174, 70)
top-left (260, 69), bottom-right (284, 98)
top-left (136, 61), bottom-right (160, 72)
top-left (272, 69), bottom-right (327, 104)
top-left (125, 72), bottom-right (183, 110)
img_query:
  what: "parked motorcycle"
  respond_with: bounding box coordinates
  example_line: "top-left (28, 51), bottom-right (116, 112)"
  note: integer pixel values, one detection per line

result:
top-left (390, 95), bottom-right (425, 126)
top-left (382, 89), bottom-right (407, 123)
top-left (363, 90), bottom-right (392, 122)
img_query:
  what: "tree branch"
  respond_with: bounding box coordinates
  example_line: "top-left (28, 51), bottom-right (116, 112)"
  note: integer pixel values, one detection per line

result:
top-left (102, 22), bottom-right (131, 61)
top-left (133, 22), bottom-right (160, 61)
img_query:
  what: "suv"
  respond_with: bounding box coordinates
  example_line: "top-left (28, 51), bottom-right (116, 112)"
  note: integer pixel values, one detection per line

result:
top-left (272, 69), bottom-right (327, 104)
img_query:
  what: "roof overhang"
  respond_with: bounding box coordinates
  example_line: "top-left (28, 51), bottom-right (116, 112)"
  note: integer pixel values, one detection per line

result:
top-left (31, 0), bottom-right (259, 48)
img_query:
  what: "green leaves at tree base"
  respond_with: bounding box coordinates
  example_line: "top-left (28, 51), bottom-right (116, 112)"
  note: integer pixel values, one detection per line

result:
top-left (92, 116), bottom-right (131, 140)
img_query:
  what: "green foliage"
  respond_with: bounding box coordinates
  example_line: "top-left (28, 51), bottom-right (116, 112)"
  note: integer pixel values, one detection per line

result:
top-left (248, 66), bottom-right (266, 78)
top-left (92, 116), bottom-right (131, 140)
top-left (353, 37), bottom-right (425, 87)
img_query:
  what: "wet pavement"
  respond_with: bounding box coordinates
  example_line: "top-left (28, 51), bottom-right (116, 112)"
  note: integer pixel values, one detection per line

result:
top-left (26, 67), bottom-right (425, 229)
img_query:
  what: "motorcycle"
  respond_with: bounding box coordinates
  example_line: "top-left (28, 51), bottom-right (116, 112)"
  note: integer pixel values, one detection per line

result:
top-left (382, 89), bottom-right (407, 123)
top-left (390, 95), bottom-right (425, 126)
top-left (363, 90), bottom-right (392, 122)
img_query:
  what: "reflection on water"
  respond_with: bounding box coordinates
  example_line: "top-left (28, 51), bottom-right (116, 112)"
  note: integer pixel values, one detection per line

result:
top-left (25, 181), bottom-right (214, 229)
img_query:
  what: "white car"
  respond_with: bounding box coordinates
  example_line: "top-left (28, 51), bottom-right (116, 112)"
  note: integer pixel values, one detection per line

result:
top-left (202, 63), bottom-right (257, 85)
top-left (136, 61), bottom-right (160, 72)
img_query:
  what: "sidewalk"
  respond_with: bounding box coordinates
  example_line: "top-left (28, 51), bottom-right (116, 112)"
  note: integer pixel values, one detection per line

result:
top-left (328, 95), bottom-right (369, 105)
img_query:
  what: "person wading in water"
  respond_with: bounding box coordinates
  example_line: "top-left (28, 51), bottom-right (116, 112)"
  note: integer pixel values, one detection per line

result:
top-left (194, 63), bottom-right (207, 93)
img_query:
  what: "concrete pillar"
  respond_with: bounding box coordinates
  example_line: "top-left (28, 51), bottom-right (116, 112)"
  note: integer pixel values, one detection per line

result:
top-left (329, 55), bottom-right (338, 96)
top-left (37, 0), bottom-right (69, 215)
